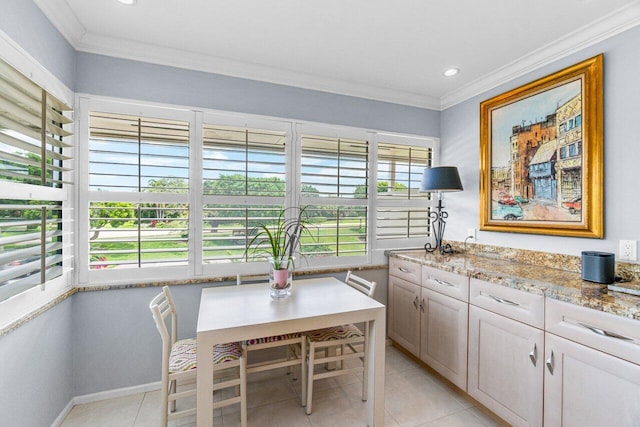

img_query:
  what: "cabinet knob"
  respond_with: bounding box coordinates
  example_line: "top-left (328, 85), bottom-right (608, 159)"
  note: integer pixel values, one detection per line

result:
top-left (413, 296), bottom-right (419, 309)
top-left (546, 351), bottom-right (554, 375)
top-left (420, 298), bottom-right (425, 312)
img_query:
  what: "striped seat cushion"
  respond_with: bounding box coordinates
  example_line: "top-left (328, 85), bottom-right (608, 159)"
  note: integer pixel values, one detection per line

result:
top-left (306, 324), bottom-right (364, 342)
top-left (246, 333), bottom-right (301, 346)
top-left (168, 338), bottom-right (242, 373)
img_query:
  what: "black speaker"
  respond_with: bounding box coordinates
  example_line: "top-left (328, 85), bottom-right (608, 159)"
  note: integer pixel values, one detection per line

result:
top-left (581, 251), bottom-right (615, 284)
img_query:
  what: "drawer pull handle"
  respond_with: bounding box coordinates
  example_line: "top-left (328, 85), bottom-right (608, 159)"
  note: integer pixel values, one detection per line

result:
top-left (578, 322), bottom-right (633, 341)
top-left (546, 351), bottom-right (554, 375)
top-left (434, 279), bottom-right (455, 287)
top-left (398, 267), bottom-right (410, 273)
top-left (529, 344), bottom-right (537, 366)
top-left (488, 294), bottom-right (520, 306)
top-left (413, 296), bottom-right (419, 309)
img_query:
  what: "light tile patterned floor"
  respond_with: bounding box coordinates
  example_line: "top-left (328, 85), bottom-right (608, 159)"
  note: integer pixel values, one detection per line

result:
top-left (61, 346), bottom-right (501, 427)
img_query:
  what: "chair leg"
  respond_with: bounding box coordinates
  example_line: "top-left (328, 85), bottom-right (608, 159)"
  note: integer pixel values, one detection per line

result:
top-left (306, 341), bottom-right (315, 415)
top-left (160, 375), bottom-right (169, 427)
top-left (240, 356), bottom-right (247, 427)
top-left (169, 379), bottom-right (176, 413)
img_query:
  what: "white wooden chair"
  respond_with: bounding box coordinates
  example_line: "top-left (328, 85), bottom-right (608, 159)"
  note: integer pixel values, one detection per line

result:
top-left (304, 271), bottom-right (377, 414)
top-left (149, 286), bottom-right (247, 426)
top-left (236, 274), bottom-right (307, 405)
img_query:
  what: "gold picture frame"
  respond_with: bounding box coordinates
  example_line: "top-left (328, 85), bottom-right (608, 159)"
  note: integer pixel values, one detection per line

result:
top-left (479, 54), bottom-right (603, 238)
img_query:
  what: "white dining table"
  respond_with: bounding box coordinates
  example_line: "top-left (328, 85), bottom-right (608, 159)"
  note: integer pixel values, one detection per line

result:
top-left (196, 276), bottom-right (386, 426)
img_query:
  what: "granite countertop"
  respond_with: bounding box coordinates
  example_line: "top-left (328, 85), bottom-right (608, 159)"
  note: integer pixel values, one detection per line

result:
top-left (389, 249), bottom-right (640, 321)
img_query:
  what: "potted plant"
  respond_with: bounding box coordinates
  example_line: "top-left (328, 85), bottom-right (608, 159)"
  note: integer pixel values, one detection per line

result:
top-left (246, 206), bottom-right (312, 298)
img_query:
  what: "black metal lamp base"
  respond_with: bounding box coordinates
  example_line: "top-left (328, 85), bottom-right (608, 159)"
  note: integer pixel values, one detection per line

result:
top-left (424, 197), bottom-right (455, 255)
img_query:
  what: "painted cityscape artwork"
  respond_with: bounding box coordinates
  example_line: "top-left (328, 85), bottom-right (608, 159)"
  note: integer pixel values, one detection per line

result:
top-left (491, 80), bottom-right (582, 222)
top-left (479, 55), bottom-right (604, 238)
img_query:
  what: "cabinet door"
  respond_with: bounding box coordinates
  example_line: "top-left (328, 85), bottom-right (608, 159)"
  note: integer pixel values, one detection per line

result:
top-left (544, 333), bottom-right (640, 427)
top-left (420, 288), bottom-right (468, 390)
top-left (468, 305), bottom-right (543, 427)
top-left (388, 275), bottom-right (421, 356)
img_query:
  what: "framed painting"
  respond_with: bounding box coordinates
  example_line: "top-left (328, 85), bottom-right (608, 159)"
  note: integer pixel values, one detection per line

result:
top-left (479, 54), bottom-right (603, 238)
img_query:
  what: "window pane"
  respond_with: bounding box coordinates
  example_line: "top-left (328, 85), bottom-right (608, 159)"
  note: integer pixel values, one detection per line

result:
top-left (0, 59), bottom-right (72, 188)
top-left (301, 135), bottom-right (368, 198)
top-left (376, 208), bottom-right (429, 240)
top-left (89, 112), bottom-right (189, 192)
top-left (0, 200), bottom-right (63, 301)
top-left (203, 125), bottom-right (286, 196)
top-left (300, 205), bottom-right (367, 257)
top-left (203, 204), bottom-right (283, 263)
top-left (377, 142), bottom-right (431, 200)
top-left (89, 202), bottom-right (189, 269)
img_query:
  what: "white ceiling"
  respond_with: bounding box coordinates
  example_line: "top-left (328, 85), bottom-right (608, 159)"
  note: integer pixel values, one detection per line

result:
top-left (36, 0), bottom-right (640, 110)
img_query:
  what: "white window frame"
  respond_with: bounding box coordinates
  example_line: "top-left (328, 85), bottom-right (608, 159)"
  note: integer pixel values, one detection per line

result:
top-left (0, 30), bottom-right (74, 330)
top-left (372, 132), bottom-right (440, 254)
top-left (199, 111), bottom-right (294, 278)
top-left (76, 95), bottom-right (441, 285)
top-left (77, 97), bottom-right (195, 285)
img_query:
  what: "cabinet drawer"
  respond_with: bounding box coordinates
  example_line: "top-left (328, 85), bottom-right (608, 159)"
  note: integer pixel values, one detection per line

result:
top-left (389, 257), bottom-right (421, 284)
top-left (422, 266), bottom-right (469, 302)
top-left (546, 298), bottom-right (640, 365)
top-left (470, 278), bottom-right (544, 329)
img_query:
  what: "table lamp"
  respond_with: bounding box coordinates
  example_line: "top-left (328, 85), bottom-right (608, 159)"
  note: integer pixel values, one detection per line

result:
top-left (420, 166), bottom-right (463, 254)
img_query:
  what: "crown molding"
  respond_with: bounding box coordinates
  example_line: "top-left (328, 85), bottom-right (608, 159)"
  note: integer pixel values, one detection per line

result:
top-left (34, 1), bottom-right (640, 111)
top-left (33, 0), bottom-right (86, 47)
top-left (440, 2), bottom-right (640, 110)
top-left (74, 32), bottom-right (441, 110)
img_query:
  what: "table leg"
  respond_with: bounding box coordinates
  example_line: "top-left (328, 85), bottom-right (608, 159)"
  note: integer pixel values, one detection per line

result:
top-left (367, 311), bottom-right (386, 426)
top-left (197, 333), bottom-right (215, 426)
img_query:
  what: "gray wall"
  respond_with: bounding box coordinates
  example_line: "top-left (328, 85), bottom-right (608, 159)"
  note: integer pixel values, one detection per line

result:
top-left (0, 2), bottom-right (75, 425)
top-left (0, 0), bottom-right (76, 89)
top-left (0, 299), bottom-right (74, 427)
top-left (441, 25), bottom-right (640, 257)
top-left (76, 52), bottom-right (440, 136)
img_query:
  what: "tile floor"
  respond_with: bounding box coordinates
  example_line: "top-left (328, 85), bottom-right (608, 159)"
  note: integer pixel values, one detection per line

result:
top-left (61, 346), bottom-right (501, 427)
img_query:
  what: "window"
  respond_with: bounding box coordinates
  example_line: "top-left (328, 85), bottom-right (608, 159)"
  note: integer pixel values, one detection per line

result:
top-left (80, 99), bottom-right (440, 281)
top-left (299, 131), bottom-right (369, 262)
top-left (376, 140), bottom-right (433, 243)
top-left (0, 58), bottom-right (73, 301)
top-left (201, 121), bottom-right (287, 264)
top-left (87, 111), bottom-right (190, 272)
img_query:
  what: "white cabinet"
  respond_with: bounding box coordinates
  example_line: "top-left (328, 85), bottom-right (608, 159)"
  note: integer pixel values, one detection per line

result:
top-left (544, 332), bottom-right (640, 427)
top-left (388, 258), bottom-right (469, 390)
top-left (388, 274), bottom-right (420, 355)
top-left (468, 279), bottom-right (545, 427)
top-left (544, 298), bottom-right (640, 426)
top-left (420, 287), bottom-right (468, 390)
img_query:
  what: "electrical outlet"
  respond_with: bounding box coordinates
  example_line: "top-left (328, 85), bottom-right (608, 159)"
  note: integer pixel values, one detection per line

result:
top-left (619, 240), bottom-right (637, 261)
top-left (467, 228), bottom-right (476, 241)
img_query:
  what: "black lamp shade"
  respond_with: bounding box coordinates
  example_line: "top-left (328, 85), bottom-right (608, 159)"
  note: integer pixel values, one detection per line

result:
top-left (420, 166), bottom-right (463, 192)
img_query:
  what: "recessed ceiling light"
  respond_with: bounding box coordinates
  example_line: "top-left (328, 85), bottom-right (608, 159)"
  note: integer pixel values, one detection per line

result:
top-left (116, 0), bottom-right (137, 5)
top-left (443, 67), bottom-right (460, 77)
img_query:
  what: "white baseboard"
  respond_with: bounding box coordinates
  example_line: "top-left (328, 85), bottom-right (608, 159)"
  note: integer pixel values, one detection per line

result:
top-left (50, 399), bottom-right (75, 427)
top-left (52, 381), bottom-right (161, 426)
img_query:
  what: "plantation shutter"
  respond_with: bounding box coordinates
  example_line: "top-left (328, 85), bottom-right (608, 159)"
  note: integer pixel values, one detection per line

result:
top-left (300, 134), bottom-right (368, 258)
top-left (202, 123), bottom-right (286, 263)
top-left (376, 142), bottom-right (432, 240)
top-left (88, 112), bottom-right (190, 269)
top-left (0, 58), bottom-right (73, 301)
